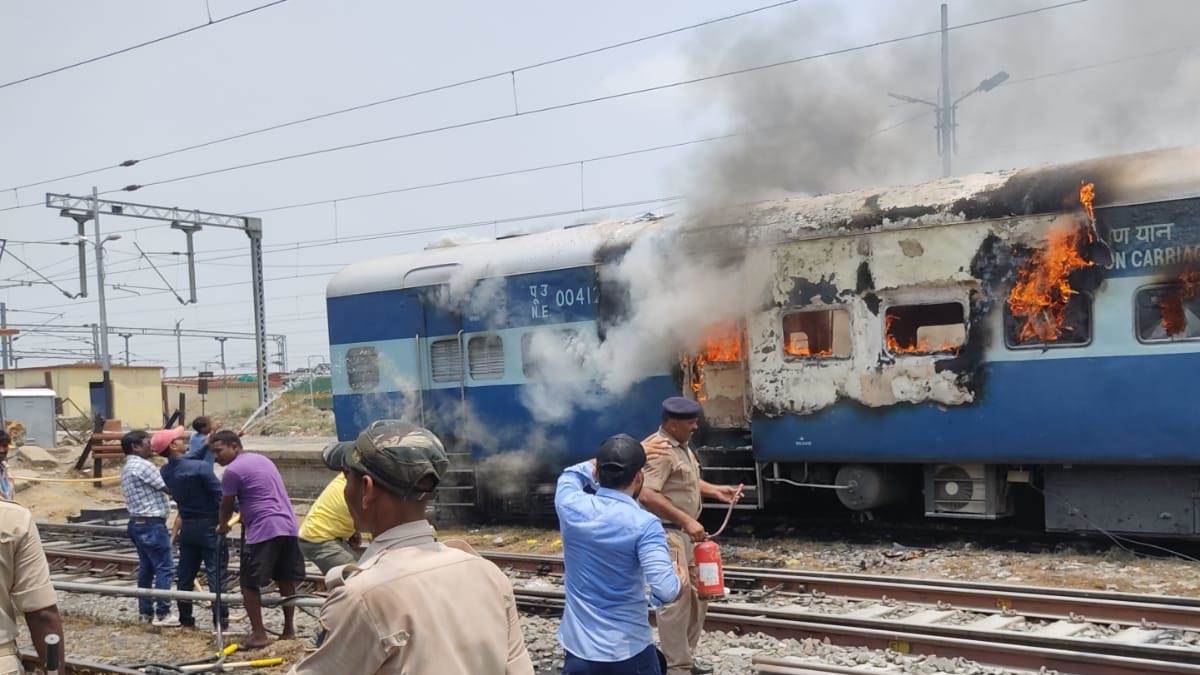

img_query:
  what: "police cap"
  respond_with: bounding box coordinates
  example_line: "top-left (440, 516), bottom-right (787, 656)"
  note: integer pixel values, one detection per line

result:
top-left (596, 434), bottom-right (646, 488)
top-left (328, 420), bottom-right (449, 500)
top-left (661, 396), bottom-right (702, 419)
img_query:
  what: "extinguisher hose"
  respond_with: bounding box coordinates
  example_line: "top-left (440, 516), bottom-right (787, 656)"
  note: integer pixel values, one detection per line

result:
top-left (707, 483), bottom-right (744, 539)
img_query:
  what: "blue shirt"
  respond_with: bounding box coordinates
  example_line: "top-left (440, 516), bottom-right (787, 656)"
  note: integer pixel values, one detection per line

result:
top-left (555, 461), bottom-right (680, 662)
top-left (183, 433), bottom-right (214, 468)
top-left (160, 456), bottom-right (222, 519)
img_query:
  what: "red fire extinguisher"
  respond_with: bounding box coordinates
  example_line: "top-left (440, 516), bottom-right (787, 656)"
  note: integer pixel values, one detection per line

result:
top-left (693, 539), bottom-right (725, 599)
top-left (693, 483), bottom-right (743, 600)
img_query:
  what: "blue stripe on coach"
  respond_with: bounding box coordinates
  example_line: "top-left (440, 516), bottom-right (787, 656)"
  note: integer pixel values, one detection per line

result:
top-left (751, 351), bottom-right (1200, 465)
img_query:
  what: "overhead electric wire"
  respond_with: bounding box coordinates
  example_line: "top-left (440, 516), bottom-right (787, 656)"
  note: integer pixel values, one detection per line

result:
top-left (85, 0), bottom-right (1087, 198)
top-left (0, 242), bottom-right (80, 298)
top-left (0, 0), bottom-right (804, 194)
top-left (17, 194), bottom-right (682, 312)
top-left (0, 0), bottom-right (1086, 209)
top-left (0, 0), bottom-right (289, 92)
top-left (131, 242), bottom-right (188, 305)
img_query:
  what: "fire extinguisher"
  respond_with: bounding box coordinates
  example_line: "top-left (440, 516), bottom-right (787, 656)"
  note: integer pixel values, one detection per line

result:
top-left (693, 483), bottom-right (743, 600)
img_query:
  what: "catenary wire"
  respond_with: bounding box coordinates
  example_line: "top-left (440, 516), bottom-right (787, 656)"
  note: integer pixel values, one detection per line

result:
top-left (15, 194), bottom-right (682, 312)
top-left (5, 104), bottom-right (932, 285)
top-left (0, 0), bottom-right (289, 92)
top-left (93, 0), bottom-right (1089, 197)
top-left (0, 0), bottom-right (804, 194)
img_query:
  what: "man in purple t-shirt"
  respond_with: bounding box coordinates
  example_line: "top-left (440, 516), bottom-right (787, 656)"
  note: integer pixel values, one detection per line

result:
top-left (212, 430), bottom-right (304, 649)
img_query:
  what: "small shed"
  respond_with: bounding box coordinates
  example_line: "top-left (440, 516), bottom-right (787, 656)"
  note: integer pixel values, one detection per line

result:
top-left (0, 389), bottom-right (57, 447)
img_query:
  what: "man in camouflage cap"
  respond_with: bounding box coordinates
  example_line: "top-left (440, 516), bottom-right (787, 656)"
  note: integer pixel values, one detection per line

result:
top-left (291, 420), bottom-right (533, 675)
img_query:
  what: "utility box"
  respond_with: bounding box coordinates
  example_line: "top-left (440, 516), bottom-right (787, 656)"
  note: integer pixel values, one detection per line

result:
top-left (0, 389), bottom-right (58, 447)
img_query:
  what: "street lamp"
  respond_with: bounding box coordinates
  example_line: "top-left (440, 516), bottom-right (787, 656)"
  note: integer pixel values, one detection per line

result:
top-left (71, 222), bottom-right (122, 420)
top-left (888, 68), bottom-right (1007, 177)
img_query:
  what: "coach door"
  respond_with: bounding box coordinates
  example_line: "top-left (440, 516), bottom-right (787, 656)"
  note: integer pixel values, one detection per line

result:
top-left (419, 288), bottom-right (478, 511)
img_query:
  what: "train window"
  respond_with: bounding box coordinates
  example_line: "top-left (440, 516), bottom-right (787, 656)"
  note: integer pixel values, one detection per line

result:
top-left (884, 302), bottom-right (965, 355)
top-left (781, 308), bottom-right (850, 358)
top-left (521, 329), bottom-right (583, 378)
top-left (468, 334), bottom-right (505, 380)
top-left (345, 346), bottom-right (379, 391)
top-left (1135, 283), bottom-right (1200, 343)
top-left (430, 339), bottom-right (462, 383)
top-left (1003, 293), bottom-right (1092, 349)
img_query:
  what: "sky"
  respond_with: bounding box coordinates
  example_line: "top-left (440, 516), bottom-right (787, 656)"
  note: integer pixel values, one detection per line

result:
top-left (0, 0), bottom-right (1196, 375)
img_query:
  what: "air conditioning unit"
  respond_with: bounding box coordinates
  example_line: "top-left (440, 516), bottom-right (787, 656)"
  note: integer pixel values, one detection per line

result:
top-left (923, 463), bottom-right (1011, 519)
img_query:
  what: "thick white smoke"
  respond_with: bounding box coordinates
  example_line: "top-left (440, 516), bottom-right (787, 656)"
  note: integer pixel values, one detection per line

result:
top-left (682, 0), bottom-right (1200, 204)
top-left (519, 214), bottom-right (772, 424)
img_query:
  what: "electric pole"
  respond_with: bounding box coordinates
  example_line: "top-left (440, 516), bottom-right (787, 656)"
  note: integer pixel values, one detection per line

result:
top-left (939, 3), bottom-right (952, 178)
top-left (216, 337), bottom-right (229, 412)
top-left (91, 187), bottom-right (115, 420)
top-left (175, 319), bottom-right (184, 377)
top-left (119, 333), bottom-right (133, 366)
top-left (0, 303), bottom-right (8, 370)
top-left (887, 3), bottom-right (1009, 177)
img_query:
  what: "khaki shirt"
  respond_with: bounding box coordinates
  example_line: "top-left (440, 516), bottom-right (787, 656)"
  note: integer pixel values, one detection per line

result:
top-left (290, 520), bottom-right (533, 675)
top-left (641, 428), bottom-right (702, 522)
top-left (0, 500), bottom-right (57, 645)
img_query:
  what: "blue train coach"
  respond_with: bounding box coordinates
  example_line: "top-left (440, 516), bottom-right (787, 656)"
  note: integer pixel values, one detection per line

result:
top-left (327, 146), bottom-right (1200, 536)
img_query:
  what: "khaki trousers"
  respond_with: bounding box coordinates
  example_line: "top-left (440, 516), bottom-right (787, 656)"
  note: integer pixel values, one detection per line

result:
top-left (0, 641), bottom-right (19, 675)
top-left (656, 529), bottom-right (707, 675)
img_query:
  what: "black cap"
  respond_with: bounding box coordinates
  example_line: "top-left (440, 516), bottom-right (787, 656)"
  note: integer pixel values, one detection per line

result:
top-left (662, 396), bottom-right (702, 419)
top-left (596, 434), bottom-right (646, 488)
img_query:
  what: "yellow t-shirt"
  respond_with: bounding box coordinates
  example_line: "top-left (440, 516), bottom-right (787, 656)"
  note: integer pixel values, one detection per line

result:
top-left (299, 473), bottom-right (356, 543)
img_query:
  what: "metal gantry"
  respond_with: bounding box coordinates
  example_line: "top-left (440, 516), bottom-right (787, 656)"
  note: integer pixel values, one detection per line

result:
top-left (45, 193), bottom-right (271, 407)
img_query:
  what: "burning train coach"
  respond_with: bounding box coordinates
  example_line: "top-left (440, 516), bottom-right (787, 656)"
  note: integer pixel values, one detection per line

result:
top-left (326, 146), bottom-right (1200, 537)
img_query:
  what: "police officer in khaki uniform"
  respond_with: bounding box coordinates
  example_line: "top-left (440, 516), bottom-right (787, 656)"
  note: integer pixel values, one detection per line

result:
top-left (0, 498), bottom-right (64, 674)
top-left (290, 420), bottom-right (533, 675)
top-left (640, 397), bottom-right (740, 675)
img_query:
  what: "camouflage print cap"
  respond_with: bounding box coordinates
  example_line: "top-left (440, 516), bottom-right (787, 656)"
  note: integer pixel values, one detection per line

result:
top-left (342, 420), bottom-right (449, 500)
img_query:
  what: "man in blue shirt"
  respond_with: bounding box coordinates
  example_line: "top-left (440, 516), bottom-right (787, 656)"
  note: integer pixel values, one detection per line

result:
top-left (158, 426), bottom-right (228, 630)
top-left (556, 434), bottom-right (681, 675)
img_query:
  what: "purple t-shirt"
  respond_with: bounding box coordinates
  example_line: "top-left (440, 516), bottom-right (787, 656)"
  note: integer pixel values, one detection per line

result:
top-left (221, 452), bottom-right (298, 544)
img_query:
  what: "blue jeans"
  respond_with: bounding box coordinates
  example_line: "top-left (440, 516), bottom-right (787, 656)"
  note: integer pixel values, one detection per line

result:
top-left (176, 517), bottom-right (229, 627)
top-left (127, 519), bottom-right (174, 618)
top-left (563, 645), bottom-right (664, 675)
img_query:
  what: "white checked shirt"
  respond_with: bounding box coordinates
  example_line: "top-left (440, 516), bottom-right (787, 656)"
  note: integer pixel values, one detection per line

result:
top-left (121, 455), bottom-right (169, 517)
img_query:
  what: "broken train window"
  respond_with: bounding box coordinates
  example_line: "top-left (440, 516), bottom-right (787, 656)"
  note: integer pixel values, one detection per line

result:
top-left (1136, 280), bottom-right (1200, 343)
top-left (884, 302), bottom-right (966, 355)
top-left (430, 338), bottom-right (463, 383)
top-left (1003, 292), bottom-right (1092, 349)
top-left (521, 329), bottom-right (584, 379)
top-left (346, 346), bottom-right (380, 392)
top-left (782, 308), bottom-right (851, 358)
top-left (468, 334), bottom-right (505, 380)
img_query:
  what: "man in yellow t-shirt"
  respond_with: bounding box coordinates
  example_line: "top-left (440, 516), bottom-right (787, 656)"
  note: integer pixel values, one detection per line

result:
top-left (298, 469), bottom-right (359, 574)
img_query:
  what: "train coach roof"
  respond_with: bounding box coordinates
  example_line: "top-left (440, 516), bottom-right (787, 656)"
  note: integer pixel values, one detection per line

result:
top-left (328, 145), bottom-right (1200, 298)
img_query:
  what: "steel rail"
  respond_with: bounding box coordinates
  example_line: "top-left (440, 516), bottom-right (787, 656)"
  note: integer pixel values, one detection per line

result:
top-left (40, 541), bottom-right (1200, 675)
top-left (508, 586), bottom-right (1200, 672)
top-left (38, 523), bottom-right (1200, 627)
top-left (483, 550), bottom-right (1200, 630)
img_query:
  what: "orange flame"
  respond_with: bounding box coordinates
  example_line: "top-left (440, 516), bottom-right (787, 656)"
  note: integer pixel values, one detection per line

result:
top-left (1007, 184), bottom-right (1097, 343)
top-left (783, 341), bottom-right (831, 357)
top-left (884, 314), bottom-right (959, 355)
top-left (1079, 181), bottom-right (1096, 226)
top-left (688, 322), bottom-right (743, 400)
top-left (1160, 270), bottom-right (1200, 337)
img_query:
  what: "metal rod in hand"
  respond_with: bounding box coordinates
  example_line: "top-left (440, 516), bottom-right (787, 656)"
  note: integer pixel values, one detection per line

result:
top-left (215, 514), bottom-right (240, 660)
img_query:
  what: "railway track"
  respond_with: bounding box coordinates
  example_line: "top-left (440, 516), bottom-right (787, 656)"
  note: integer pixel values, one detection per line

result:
top-left (37, 521), bottom-right (1200, 674)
